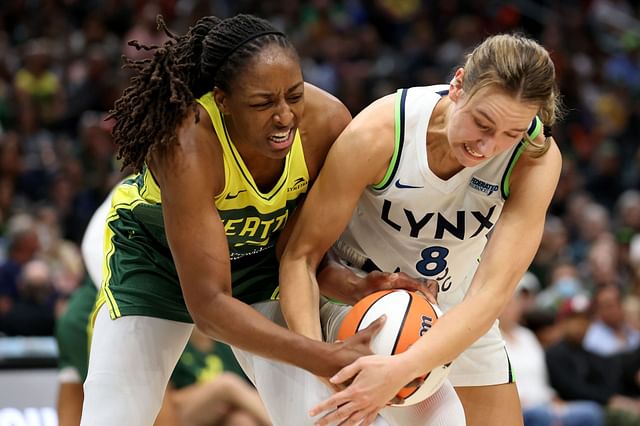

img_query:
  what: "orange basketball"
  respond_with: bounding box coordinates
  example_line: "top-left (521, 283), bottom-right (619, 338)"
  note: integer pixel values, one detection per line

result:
top-left (337, 289), bottom-right (450, 405)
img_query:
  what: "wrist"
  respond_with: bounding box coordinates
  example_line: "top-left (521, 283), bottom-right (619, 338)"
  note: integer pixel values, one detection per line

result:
top-left (396, 350), bottom-right (428, 380)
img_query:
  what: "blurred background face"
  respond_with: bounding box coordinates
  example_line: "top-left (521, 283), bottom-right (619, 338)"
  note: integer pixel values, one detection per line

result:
top-left (563, 314), bottom-right (591, 344)
top-left (596, 286), bottom-right (625, 329)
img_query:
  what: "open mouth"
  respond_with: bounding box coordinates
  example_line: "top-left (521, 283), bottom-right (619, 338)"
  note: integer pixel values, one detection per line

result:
top-left (267, 128), bottom-right (295, 151)
top-left (464, 143), bottom-right (484, 159)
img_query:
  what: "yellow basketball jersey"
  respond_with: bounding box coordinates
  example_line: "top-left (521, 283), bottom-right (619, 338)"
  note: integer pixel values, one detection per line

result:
top-left (197, 92), bottom-right (309, 259)
top-left (107, 93), bottom-right (309, 261)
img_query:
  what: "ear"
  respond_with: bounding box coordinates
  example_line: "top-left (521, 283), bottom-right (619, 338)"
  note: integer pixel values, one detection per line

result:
top-left (448, 68), bottom-right (465, 102)
top-left (213, 87), bottom-right (230, 114)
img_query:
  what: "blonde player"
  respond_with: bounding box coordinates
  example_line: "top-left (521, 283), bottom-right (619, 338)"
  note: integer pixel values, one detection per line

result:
top-left (281, 33), bottom-right (562, 426)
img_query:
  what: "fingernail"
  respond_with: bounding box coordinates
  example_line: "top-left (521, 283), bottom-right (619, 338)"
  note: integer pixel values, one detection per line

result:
top-left (389, 273), bottom-right (398, 280)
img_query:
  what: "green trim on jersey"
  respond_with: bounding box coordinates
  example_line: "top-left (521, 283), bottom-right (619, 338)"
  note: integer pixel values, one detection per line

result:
top-left (372, 88), bottom-right (407, 190)
top-left (501, 116), bottom-right (543, 199)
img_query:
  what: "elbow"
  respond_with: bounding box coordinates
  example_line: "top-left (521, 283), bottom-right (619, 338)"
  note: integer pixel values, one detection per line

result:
top-left (184, 289), bottom-right (228, 338)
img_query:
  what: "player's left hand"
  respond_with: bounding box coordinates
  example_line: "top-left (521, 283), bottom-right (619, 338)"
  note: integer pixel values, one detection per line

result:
top-left (309, 354), bottom-right (411, 426)
top-left (360, 271), bottom-right (439, 305)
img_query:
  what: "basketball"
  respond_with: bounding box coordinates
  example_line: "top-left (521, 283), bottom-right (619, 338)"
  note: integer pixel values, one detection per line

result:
top-left (337, 289), bottom-right (450, 406)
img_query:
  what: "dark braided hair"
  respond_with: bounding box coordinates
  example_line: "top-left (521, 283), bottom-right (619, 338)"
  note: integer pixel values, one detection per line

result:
top-left (109, 14), bottom-right (296, 172)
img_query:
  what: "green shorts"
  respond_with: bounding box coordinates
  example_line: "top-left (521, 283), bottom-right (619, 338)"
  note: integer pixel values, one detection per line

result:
top-left (55, 276), bottom-right (98, 381)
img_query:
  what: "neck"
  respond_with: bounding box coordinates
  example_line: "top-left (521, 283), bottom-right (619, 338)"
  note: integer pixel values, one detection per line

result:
top-left (223, 115), bottom-right (286, 192)
top-left (426, 98), bottom-right (463, 180)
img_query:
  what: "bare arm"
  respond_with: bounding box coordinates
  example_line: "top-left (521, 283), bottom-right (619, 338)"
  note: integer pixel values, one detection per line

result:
top-left (309, 136), bottom-right (563, 424)
top-left (398, 138), bottom-right (562, 378)
top-left (317, 250), bottom-right (439, 306)
top-left (149, 113), bottom-right (358, 377)
top-left (279, 95), bottom-right (396, 340)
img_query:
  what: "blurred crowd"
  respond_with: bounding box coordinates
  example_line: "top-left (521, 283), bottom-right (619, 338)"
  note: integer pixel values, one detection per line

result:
top-left (0, 0), bottom-right (639, 424)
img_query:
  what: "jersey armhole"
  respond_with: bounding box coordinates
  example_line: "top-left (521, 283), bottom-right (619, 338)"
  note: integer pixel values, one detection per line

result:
top-left (371, 88), bottom-right (407, 190)
top-left (500, 116), bottom-right (543, 199)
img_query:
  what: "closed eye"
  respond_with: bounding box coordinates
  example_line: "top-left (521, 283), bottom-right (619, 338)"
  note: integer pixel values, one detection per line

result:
top-left (250, 101), bottom-right (273, 109)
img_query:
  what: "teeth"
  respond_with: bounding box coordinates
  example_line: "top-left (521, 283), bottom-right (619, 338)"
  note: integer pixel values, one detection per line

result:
top-left (464, 144), bottom-right (484, 158)
top-left (269, 130), bottom-right (291, 142)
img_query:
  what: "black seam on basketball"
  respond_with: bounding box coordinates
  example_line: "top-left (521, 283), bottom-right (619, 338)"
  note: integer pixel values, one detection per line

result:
top-left (354, 291), bottom-right (393, 333)
top-left (391, 292), bottom-right (411, 355)
top-left (398, 292), bottom-right (429, 400)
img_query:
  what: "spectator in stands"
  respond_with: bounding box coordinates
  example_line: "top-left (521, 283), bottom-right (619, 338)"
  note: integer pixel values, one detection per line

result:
top-left (0, 213), bottom-right (40, 316)
top-left (500, 277), bottom-right (604, 426)
top-left (0, 259), bottom-right (58, 336)
top-left (13, 38), bottom-right (65, 127)
top-left (546, 294), bottom-right (640, 423)
top-left (584, 285), bottom-right (640, 356)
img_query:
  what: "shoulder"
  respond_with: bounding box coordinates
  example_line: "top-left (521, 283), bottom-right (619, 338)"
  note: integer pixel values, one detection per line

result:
top-left (509, 136), bottom-right (562, 197)
top-left (348, 93), bottom-right (395, 135)
top-left (336, 93), bottom-right (396, 161)
top-left (149, 105), bottom-right (224, 195)
top-left (302, 83), bottom-right (352, 133)
top-left (298, 83), bottom-right (352, 179)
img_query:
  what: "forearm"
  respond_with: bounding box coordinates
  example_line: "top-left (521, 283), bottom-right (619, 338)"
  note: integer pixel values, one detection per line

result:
top-left (279, 257), bottom-right (323, 340)
top-left (316, 258), bottom-right (363, 305)
top-left (190, 291), bottom-right (331, 375)
top-left (400, 286), bottom-right (505, 379)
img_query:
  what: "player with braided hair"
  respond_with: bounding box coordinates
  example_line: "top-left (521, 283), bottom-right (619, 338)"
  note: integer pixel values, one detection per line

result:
top-left (80, 14), bottom-right (433, 426)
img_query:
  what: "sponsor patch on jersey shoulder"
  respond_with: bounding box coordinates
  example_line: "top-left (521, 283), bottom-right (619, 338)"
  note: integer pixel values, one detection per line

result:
top-left (469, 177), bottom-right (499, 196)
top-left (288, 177), bottom-right (308, 192)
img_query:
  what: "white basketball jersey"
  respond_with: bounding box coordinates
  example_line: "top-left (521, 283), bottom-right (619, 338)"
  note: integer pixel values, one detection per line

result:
top-left (335, 86), bottom-right (542, 311)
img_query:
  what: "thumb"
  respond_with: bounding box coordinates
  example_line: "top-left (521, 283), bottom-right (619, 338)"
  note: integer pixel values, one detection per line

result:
top-left (362, 314), bottom-right (386, 339)
top-left (330, 362), bottom-right (360, 385)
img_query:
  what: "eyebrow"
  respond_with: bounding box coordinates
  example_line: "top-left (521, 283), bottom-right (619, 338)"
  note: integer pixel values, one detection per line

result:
top-left (248, 81), bottom-right (304, 98)
top-left (476, 110), bottom-right (528, 133)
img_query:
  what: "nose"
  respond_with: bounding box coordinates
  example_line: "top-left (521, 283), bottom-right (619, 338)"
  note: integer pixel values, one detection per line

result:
top-left (273, 100), bottom-right (293, 127)
top-left (477, 136), bottom-right (496, 157)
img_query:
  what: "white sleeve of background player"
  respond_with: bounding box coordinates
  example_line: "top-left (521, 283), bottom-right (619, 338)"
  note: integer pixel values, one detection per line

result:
top-left (81, 192), bottom-right (113, 288)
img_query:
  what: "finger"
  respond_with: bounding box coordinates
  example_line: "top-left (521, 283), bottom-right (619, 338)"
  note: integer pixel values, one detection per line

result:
top-left (427, 279), bottom-right (439, 296)
top-left (361, 314), bottom-right (386, 338)
top-left (309, 391), bottom-right (352, 417)
top-left (420, 287), bottom-right (437, 304)
top-left (341, 408), bottom-right (371, 426)
top-left (329, 362), bottom-right (360, 385)
top-left (313, 401), bottom-right (357, 426)
top-left (360, 411), bottom-right (379, 426)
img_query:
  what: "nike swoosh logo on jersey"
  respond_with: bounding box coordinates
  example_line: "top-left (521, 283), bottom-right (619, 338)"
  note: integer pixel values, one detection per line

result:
top-left (394, 180), bottom-right (423, 189)
top-left (225, 189), bottom-right (247, 200)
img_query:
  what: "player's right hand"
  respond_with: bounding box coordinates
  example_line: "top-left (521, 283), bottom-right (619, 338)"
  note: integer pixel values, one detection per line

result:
top-left (319, 314), bottom-right (386, 377)
top-left (359, 271), bottom-right (439, 305)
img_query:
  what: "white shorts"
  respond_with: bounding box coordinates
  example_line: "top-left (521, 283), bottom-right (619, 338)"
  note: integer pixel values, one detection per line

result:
top-left (447, 320), bottom-right (513, 387)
